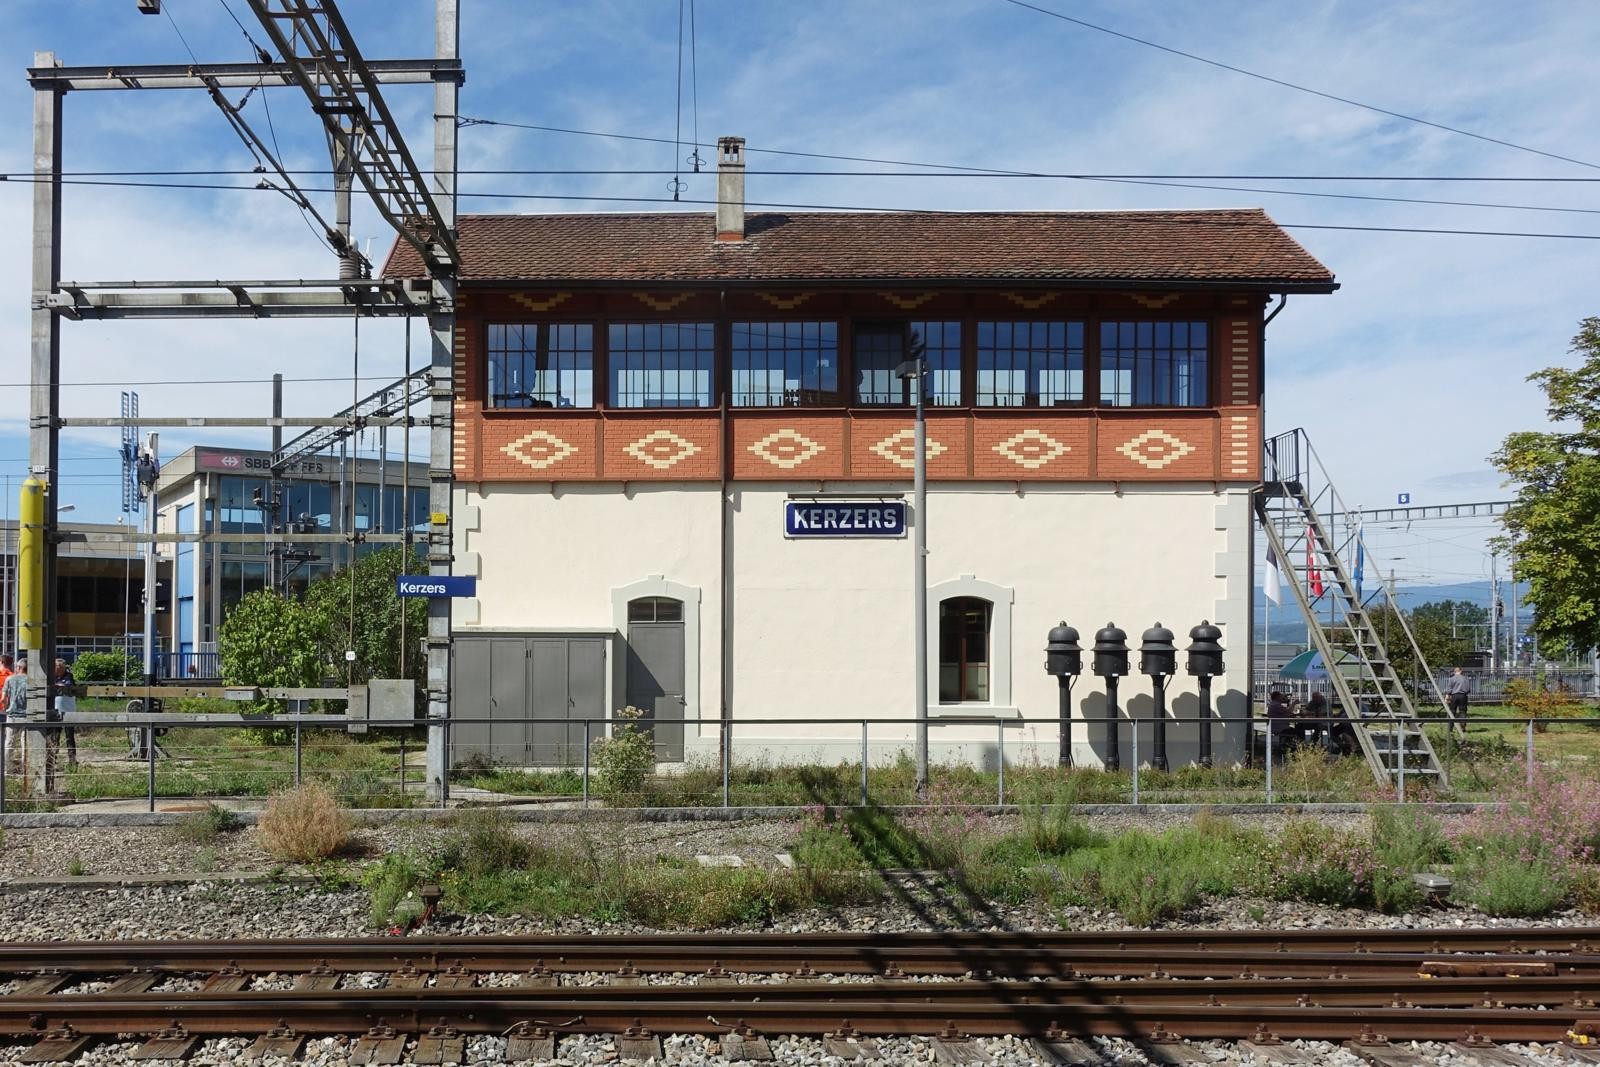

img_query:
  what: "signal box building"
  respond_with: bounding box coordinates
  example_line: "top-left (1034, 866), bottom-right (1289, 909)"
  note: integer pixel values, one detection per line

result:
top-left (387, 142), bottom-right (1336, 768)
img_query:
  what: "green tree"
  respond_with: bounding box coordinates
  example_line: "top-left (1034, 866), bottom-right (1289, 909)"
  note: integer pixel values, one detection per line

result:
top-left (1493, 317), bottom-right (1600, 651)
top-left (218, 589), bottom-right (325, 709)
top-left (1357, 599), bottom-right (1485, 692)
top-left (302, 547), bottom-right (427, 688)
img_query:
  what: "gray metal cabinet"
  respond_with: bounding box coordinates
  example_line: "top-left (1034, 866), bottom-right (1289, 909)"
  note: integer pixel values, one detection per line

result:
top-left (452, 634), bottom-right (607, 768)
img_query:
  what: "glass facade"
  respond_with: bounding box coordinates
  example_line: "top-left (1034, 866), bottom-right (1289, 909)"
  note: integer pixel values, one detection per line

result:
top-left (1100, 321), bottom-right (1209, 407)
top-left (483, 317), bottom-right (1213, 408)
top-left (609, 323), bottom-right (716, 408)
top-left (487, 323), bottom-right (594, 408)
top-left (731, 321), bottom-right (839, 406)
top-left (854, 321), bottom-right (962, 406)
top-left (976, 321), bottom-right (1085, 407)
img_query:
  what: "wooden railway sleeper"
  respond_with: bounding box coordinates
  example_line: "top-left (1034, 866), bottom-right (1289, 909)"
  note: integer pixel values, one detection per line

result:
top-left (711, 1017), bottom-right (774, 1062)
top-left (19, 1023), bottom-right (90, 1065)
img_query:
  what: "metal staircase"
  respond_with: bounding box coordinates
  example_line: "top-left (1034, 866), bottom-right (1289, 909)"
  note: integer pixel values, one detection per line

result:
top-left (1257, 429), bottom-right (1454, 789)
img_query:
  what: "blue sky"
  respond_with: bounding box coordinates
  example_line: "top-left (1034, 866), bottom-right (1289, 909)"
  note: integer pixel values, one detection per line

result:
top-left (1, 0), bottom-right (1597, 591)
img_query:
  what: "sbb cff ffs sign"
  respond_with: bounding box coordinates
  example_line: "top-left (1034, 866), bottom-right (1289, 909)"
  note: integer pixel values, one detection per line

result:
top-left (396, 575), bottom-right (478, 598)
top-left (784, 500), bottom-right (907, 539)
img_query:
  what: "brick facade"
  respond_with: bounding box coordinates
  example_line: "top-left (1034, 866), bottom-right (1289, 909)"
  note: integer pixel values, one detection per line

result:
top-left (452, 287), bottom-right (1269, 486)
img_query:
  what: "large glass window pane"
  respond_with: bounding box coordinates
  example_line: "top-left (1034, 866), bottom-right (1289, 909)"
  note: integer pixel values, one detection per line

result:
top-left (938, 596), bottom-right (992, 703)
top-left (487, 323), bottom-right (594, 408)
top-left (975, 321), bottom-right (1083, 406)
top-left (854, 321), bottom-right (962, 406)
top-left (1099, 320), bottom-right (1209, 407)
top-left (608, 322), bottom-right (715, 407)
top-left (731, 321), bottom-right (839, 406)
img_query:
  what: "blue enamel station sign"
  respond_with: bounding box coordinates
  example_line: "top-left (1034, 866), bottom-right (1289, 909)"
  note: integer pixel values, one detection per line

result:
top-left (396, 575), bottom-right (478, 598)
top-left (784, 500), bottom-right (908, 539)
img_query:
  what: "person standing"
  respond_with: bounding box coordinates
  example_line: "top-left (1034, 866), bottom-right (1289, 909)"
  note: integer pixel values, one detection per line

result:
top-left (0, 655), bottom-right (13, 766)
top-left (1444, 666), bottom-right (1472, 721)
top-left (52, 657), bottom-right (78, 770)
top-left (3, 657), bottom-right (28, 777)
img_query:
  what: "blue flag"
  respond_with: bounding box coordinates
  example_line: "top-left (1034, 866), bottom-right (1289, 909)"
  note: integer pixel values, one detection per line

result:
top-left (1353, 525), bottom-right (1366, 597)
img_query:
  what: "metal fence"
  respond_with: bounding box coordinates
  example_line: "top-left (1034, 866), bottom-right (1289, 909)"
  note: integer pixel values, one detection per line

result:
top-left (0, 709), bottom-right (1589, 815)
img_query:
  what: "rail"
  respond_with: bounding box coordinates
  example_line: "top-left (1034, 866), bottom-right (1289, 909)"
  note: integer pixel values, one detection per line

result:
top-left (0, 710), bottom-right (1585, 814)
top-left (0, 932), bottom-right (1596, 1053)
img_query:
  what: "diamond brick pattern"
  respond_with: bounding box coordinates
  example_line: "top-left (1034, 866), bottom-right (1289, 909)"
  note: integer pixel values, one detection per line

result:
top-left (624, 429), bottom-right (701, 470)
top-left (501, 429), bottom-right (577, 470)
top-left (993, 429), bottom-right (1069, 471)
top-left (463, 410), bottom-right (1255, 483)
top-left (749, 429), bottom-right (824, 470)
top-left (870, 428), bottom-right (948, 470)
top-left (1115, 429), bottom-right (1195, 470)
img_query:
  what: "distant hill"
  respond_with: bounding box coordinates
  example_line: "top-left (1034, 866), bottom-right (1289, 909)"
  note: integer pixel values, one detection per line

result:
top-left (1254, 580), bottom-right (1528, 646)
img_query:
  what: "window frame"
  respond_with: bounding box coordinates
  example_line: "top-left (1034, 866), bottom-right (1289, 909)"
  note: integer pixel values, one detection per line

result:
top-left (852, 320), bottom-right (964, 407)
top-left (729, 319), bottom-right (843, 408)
top-left (938, 596), bottom-right (993, 704)
top-left (479, 310), bottom-right (1220, 413)
top-left (1094, 317), bottom-right (1213, 409)
top-left (606, 321), bottom-right (718, 410)
top-left (974, 319), bottom-right (1088, 408)
top-left (484, 321), bottom-right (597, 410)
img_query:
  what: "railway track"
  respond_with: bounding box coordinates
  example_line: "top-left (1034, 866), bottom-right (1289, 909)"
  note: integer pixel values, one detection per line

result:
top-left (0, 931), bottom-right (1596, 1063)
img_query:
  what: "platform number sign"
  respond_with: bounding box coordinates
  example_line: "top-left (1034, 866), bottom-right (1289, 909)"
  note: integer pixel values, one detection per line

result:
top-left (1397, 492), bottom-right (1410, 505)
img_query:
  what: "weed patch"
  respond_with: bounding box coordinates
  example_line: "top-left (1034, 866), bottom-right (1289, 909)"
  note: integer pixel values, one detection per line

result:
top-left (170, 803), bottom-right (243, 845)
top-left (257, 782), bottom-right (349, 863)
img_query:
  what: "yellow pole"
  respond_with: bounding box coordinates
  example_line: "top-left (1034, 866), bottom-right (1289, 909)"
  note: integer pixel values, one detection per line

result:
top-left (17, 477), bottom-right (44, 651)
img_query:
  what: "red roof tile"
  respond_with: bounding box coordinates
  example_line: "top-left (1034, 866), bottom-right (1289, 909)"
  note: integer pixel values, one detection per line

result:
top-left (382, 208), bottom-right (1334, 289)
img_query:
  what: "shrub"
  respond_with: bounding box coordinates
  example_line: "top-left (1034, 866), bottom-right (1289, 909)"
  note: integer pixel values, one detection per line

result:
top-left (591, 706), bottom-right (654, 802)
top-left (170, 803), bottom-right (243, 844)
top-left (1019, 777), bottom-right (1105, 856)
top-left (1091, 831), bottom-right (1204, 926)
top-left (71, 650), bottom-right (140, 684)
top-left (899, 777), bottom-right (996, 869)
top-left (1371, 807), bottom-right (1451, 870)
top-left (257, 782), bottom-right (349, 862)
top-left (444, 809), bottom-right (535, 878)
top-left (365, 850), bottom-right (427, 928)
top-left (1458, 848), bottom-right (1569, 917)
top-left (790, 809), bottom-right (867, 871)
top-left (1250, 819), bottom-right (1376, 908)
top-left (1504, 677), bottom-right (1585, 730)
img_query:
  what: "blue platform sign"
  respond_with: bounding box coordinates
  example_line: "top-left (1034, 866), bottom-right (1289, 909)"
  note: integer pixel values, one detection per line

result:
top-left (784, 500), bottom-right (907, 539)
top-left (396, 575), bottom-right (478, 598)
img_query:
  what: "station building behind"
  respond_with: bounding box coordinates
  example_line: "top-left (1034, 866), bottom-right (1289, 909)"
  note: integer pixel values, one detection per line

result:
top-left (386, 153), bottom-right (1337, 768)
top-left (154, 446), bottom-right (428, 672)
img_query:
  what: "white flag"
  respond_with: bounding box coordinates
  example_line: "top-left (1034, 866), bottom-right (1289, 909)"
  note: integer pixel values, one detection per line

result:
top-left (1264, 544), bottom-right (1283, 606)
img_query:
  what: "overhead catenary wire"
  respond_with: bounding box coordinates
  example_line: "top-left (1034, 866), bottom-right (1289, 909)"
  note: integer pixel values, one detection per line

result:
top-left (996, 0), bottom-right (1600, 173)
top-left (12, 167), bottom-right (1600, 183)
top-left (5, 173), bottom-right (1600, 240)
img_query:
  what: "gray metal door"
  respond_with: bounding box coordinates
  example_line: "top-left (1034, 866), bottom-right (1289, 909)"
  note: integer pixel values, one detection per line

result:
top-left (627, 613), bottom-right (685, 762)
top-left (529, 639), bottom-right (569, 766)
top-left (455, 634), bottom-right (607, 768)
top-left (452, 636), bottom-right (530, 767)
top-left (568, 638), bottom-right (606, 763)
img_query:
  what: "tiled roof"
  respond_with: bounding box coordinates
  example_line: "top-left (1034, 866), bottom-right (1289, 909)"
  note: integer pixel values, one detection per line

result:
top-left (383, 208), bottom-right (1334, 289)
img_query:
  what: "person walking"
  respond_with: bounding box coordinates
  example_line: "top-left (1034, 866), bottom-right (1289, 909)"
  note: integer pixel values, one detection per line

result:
top-left (1444, 666), bottom-right (1472, 721)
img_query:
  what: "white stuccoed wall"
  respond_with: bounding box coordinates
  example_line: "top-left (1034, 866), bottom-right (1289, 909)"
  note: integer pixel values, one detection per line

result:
top-left (454, 481), bottom-right (1253, 769)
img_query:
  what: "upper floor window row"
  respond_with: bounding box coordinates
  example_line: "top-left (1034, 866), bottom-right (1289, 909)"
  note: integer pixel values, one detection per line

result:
top-left (484, 319), bottom-right (1211, 410)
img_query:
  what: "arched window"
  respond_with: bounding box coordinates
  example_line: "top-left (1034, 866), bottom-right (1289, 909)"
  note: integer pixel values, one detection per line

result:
top-left (626, 596), bottom-right (683, 623)
top-left (939, 596), bottom-right (992, 703)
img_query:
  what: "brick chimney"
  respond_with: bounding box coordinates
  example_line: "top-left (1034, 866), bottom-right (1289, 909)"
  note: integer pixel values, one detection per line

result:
top-left (715, 136), bottom-right (745, 242)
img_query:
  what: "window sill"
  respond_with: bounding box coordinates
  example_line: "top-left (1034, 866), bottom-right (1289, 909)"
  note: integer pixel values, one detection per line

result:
top-left (929, 705), bottom-right (1020, 721)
